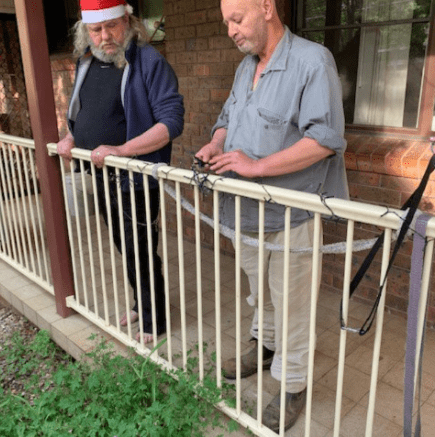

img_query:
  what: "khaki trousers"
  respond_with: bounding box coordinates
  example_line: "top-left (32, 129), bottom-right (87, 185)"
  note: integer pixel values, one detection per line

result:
top-left (235, 219), bottom-right (322, 393)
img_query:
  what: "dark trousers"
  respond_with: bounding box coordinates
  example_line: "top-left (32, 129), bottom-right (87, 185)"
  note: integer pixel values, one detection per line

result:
top-left (96, 176), bottom-right (166, 335)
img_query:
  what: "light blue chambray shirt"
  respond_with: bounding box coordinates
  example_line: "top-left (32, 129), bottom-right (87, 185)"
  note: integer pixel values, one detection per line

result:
top-left (212, 27), bottom-right (349, 232)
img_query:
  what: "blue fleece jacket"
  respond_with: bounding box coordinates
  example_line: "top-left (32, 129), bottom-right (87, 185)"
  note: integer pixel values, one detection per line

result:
top-left (68, 40), bottom-right (184, 189)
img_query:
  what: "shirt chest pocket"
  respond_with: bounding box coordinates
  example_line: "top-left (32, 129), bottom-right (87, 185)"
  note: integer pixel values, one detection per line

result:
top-left (250, 107), bottom-right (290, 158)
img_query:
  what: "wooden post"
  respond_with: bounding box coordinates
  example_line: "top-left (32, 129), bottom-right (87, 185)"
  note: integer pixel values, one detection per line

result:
top-left (14, 0), bottom-right (75, 317)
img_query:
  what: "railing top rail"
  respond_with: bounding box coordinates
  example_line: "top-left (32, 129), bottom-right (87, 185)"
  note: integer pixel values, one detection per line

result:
top-left (0, 133), bottom-right (35, 149)
top-left (47, 142), bottom-right (435, 237)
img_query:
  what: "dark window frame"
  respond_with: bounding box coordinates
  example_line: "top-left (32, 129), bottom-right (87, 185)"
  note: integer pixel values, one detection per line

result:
top-left (288, 1), bottom-right (435, 140)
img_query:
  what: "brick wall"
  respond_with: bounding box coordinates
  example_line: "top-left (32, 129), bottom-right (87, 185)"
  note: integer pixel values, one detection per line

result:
top-left (47, 1), bottom-right (435, 327)
top-left (50, 55), bottom-right (76, 140)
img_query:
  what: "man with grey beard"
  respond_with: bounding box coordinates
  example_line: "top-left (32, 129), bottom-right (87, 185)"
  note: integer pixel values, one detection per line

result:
top-left (57, 0), bottom-right (184, 345)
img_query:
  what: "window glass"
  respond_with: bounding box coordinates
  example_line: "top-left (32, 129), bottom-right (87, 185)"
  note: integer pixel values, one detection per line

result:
top-left (298, 0), bottom-right (433, 128)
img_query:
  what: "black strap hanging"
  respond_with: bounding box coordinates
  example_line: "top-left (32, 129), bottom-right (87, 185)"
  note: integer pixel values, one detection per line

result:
top-left (340, 154), bottom-right (435, 335)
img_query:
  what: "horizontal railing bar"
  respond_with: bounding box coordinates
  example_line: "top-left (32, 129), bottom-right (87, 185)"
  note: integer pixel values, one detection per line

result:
top-left (0, 133), bottom-right (35, 149)
top-left (47, 143), bottom-right (434, 234)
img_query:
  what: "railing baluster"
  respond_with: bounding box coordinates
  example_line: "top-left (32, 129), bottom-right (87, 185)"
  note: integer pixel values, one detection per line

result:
top-left (90, 162), bottom-right (109, 324)
top-left (22, 148), bottom-right (40, 276)
top-left (365, 228), bottom-right (392, 437)
top-left (71, 160), bottom-right (89, 311)
top-left (159, 176), bottom-right (172, 366)
top-left (176, 181), bottom-right (187, 370)
top-left (235, 194), bottom-right (242, 414)
top-left (194, 184), bottom-right (204, 381)
top-left (8, 146), bottom-right (28, 268)
top-left (213, 188), bottom-right (222, 389)
top-left (103, 166), bottom-right (120, 330)
top-left (257, 199), bottom-right (265, 427)
top-left (79, 160), bottom-right (98, 318)
top-left (279, 206), bottom-right (291, 436)
top-left (333, 219), bottom-right (355, 437)
top-left (14, 147), bottom-right (33, 272)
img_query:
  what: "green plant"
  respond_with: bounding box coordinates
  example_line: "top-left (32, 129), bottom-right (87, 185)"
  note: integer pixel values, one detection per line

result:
top-left (0, 330), bottom-right (239, 436)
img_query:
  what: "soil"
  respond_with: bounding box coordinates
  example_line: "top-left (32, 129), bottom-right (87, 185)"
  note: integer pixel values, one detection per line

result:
top-left (0, 296), bottom-right (70, 400)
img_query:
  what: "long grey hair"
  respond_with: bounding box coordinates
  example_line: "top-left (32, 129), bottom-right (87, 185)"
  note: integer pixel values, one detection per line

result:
top-left (72, 14), bottom-right (149, 68)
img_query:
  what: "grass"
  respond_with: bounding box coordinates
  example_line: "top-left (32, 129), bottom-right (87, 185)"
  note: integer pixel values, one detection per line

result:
top-left (0, 330), bottom-right (239, 437)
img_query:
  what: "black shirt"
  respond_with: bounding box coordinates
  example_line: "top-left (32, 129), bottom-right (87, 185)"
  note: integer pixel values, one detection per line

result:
top-left (73, 58), bottom-right (127, 150)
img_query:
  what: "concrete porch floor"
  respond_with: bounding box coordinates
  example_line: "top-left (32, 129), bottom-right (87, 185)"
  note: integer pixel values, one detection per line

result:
top-left (1, 238), bottom-right (435, 436)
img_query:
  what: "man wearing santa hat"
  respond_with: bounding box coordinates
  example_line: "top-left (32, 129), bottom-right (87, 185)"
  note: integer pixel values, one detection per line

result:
top-left (57, 0), bottom-right (184, 344)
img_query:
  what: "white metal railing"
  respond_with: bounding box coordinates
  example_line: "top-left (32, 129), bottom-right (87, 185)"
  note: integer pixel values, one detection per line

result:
top-left (47, 142), bottom-right (435, 437)
top-left (0, 134), bottom-right (52, 293)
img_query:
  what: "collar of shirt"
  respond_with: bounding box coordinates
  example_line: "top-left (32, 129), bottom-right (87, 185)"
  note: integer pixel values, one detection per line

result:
top-left (247, 27), bottom-right (294, 78)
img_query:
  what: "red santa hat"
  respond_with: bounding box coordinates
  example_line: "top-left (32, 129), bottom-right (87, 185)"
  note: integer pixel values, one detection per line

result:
top-left (80, 0), bottom-right (133, 24)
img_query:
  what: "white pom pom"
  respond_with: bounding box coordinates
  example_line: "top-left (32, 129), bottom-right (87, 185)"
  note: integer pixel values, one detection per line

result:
top-left (126, 4), bottom-right (133, 15)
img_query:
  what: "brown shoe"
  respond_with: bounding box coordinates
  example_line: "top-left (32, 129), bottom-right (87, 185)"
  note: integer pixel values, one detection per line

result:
top-left (222, 338), bottom-right (274, 379)
top-left (262, 388), bottom-right (306, 432)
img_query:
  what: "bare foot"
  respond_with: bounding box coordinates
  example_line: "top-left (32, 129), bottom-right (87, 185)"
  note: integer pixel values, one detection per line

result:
top-left (135, 331), bottom-right (153, 344)
top-left (120, 310), bottom-right (138, 326)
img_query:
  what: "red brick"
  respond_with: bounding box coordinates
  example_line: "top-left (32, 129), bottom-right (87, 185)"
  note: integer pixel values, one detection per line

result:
top-left (190, 88), bottom-right (210, 101)
top-left (384, 140), bottom-right (411, 177)
top-left (196, 0), bottom-right (219, 10)
top-left (186, 10), bottom-right (207, 24)
top-left (402, 141), bottom-right (428, 179)
top-left (355, 138), bottom-right (375, 172)
top-left (172, 64), bottom-right (188, 77)
top-left (174, 0), bottom-right (196, 14)
top-left (197, 50), bottom-right (221, 63)
top-left (174, 26), bottom-right (196, 39)
top-left (165, 40), bottom-right (186, 53)
top-left (199, 101), bottom-right (224, 114)
top-left (165, 15), bottom-right (185, 28)
top-left (163, 2), bottom-right (174, 15)
top-left (176, 51), bottom-right (198, 64)
top-left (380, 174), bottom-right (418, 193)
top-left (189, 112), bottom-right (211, 125)
top-left (418, 141), bottom-right (435, 181)
top-left (344, 150), bottom-right (358, 171)
top-left (165, 28), bottom-right (175, 41)
top-left (196, 22), bottom-right (220, 37)
top-left (207, 7), bottom-right (223, 22)
top-left (209, 35), bottom-right (234, 49)
top-left (349, 183), bottom-right (401, 207)
top-left (210, 88), bottom-right (230, 101)
top-left (199, 77), bottom-right (222, 88)
top-left (165, 53), bottom-right (176, 65)
top-left (209, 63), bottom-right (234, 76)
top-left (184, 100), bottom-right (202, 113)
top-left (186, 37), bottom-right (208, 51)
top-left (221, 76), bottom-right (235, 88)
top-left (221, 48), bottom-right (245, 63)
top-left (192, 64), bottom-right (211, 76)
top-left (347, 170), bottom-right (381, 187)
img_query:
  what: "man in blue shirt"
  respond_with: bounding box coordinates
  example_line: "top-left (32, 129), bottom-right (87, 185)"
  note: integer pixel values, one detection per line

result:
top-left (196, 0), bottom-right (348, 431)
top-left (57, 0), bottom-right (184, 345)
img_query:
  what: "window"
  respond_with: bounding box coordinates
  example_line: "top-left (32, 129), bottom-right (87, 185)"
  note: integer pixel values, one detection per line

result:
top-left (43, 0), bottom-right (80, 53)
top-left (294, 0), bottom-right (435, 133)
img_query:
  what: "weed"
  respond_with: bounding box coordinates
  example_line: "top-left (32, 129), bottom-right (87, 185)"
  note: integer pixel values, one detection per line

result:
top-left (0, 330), bottom-right (239, 436)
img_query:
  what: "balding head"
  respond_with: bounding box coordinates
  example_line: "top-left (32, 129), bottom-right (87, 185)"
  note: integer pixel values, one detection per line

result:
top-left (221, 0), bottom-right (283, 60)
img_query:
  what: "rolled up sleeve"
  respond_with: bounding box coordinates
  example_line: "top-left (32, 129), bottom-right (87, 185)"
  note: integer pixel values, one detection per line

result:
top-left (299, 53), bottom-right (346, 154)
